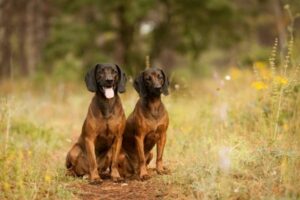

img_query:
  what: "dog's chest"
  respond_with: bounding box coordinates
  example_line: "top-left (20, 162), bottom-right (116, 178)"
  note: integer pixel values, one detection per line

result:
top-left (97, 117), bottom-right (121, 136)
top-left (145, 123), bottom-right (164, 140)
top-left (94, 119), bottom-right (120, 149)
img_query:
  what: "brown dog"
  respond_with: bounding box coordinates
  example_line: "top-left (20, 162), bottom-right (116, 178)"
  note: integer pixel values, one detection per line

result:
top-left (66, 63), bottom-right (126, 183)
top-left (120, 67), bottom-right (169, 180)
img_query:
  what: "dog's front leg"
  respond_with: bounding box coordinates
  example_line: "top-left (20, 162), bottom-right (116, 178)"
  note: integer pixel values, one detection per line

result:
top-left (85, 137), bottom-right (101, 183)
top-left (156, 131), bottom-right (167, 174)
top-left (111, 135), bottom-right (123, 182)
top-left (135, 134), bottom-right (150, 180)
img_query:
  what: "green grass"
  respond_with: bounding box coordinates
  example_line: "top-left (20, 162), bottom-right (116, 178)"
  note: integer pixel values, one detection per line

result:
top-left (0, 62), bottom-right (299, 199)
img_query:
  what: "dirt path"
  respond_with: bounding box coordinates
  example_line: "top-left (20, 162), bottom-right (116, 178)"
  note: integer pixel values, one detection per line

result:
top-left (70, 169), bottom-right (174, 200)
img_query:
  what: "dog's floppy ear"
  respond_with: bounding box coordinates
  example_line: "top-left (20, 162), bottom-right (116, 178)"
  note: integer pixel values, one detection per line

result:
top-left (116, 64), bottom-right (127, 93)
top-left (134, 72), bottom-right (147, 97)
top-left (160, 69), bottom-right (169, 96)
top-left (85, 64), bottom-right (99, 92)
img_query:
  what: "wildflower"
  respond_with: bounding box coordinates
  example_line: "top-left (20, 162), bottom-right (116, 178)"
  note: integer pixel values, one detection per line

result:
top-left (283, 123), bottom-right (289, 131)
top-left (225, 75), bottom-right (231, 81)
top-left (218, 147), bottom-right (231, 172)
top-left (274, 76), bottom-right (288, 85)
top-left (3, 182), bottom-right (10, 191)
top-left (251, 81), bottom-right (268, 90)
top-left (254, 61), bottom-right (272, 80)
top-left (254, 61), bottom-right (267, 70)
top-left (44, 174), bottom-right (52, 183)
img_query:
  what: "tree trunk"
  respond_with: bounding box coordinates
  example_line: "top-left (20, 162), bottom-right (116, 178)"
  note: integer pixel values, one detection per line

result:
top-left (17, 0), bottom-right (29, 75)
top-left (114, 4), bottom-right (134, 72)
top-left (0, 0), bottom-right (13, 79)
top-left (150, 0), bottom-right (172, 65)
top-left (272, 0), bottom-right (287, 63)
top-left (26, 0), bottom-right (51, 74)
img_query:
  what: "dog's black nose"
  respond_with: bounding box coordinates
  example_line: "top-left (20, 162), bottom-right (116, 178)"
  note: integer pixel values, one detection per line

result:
top-left (105, 79), bottom-right (114, 85)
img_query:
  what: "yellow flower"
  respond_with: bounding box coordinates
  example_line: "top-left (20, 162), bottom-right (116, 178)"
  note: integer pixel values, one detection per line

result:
top-left (254, 61), bottom-right (267, 70)
top-left (3, 182), bottom-right (10, 191)
top-left (44, 174), bottom-right (52, 183)
top-left (254, 61), bottom-right (272, 80)
top-left (274, 76), bottom-right (288, 85)
top-left (251, 81), bottom-right (268, 90)
top-left (283, 123), bottom-right (289, 131)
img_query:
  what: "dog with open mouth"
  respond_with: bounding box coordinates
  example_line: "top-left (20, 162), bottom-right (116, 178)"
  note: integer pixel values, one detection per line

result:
top-left (119, 67), bottom-right (169, 180)
top-left (65, 63), bottom-right (126, 183)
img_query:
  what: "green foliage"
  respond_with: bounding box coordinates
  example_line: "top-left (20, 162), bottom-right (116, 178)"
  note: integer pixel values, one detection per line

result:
top-left (41, 0), bottom-right (252, 76)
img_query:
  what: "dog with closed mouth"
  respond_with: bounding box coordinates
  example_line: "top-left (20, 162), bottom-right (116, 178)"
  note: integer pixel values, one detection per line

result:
top-left (119, 67), bottom-right (169, 180)
top-left (66, 63), bottom-right (126, 183)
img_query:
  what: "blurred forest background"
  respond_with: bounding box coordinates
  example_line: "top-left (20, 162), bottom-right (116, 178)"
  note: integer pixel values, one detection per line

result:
top-left (1, 0), bottom-right (300, 80)
top-left (1, 1), bottom-right (300, 199)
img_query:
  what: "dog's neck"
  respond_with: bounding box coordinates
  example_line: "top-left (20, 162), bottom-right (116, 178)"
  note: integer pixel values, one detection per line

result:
top-left (141, 95), bottom-right (163, 118)
top-left (95, 92), bottom-right (118, 118)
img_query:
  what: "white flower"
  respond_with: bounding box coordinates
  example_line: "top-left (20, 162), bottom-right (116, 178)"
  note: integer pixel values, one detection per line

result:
top-left (225, 75), bottom-right (231, 81)
top-left (218, 146), bottom-right (231, 172)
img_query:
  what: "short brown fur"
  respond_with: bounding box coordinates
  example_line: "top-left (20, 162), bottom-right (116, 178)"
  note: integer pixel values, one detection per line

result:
top-left (119, 68), bottom-right (169, 180)
top-left (66, 64), bottom-right (126, 183)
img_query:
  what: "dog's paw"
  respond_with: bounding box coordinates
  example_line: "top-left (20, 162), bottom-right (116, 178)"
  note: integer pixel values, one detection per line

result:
top-left (111, 168), bottom-right (124, 183)
top-left (140, 173), bottom-right (151, 181)
top-left (89, 178), bottom-right (103, 185)
top-left (156, 166), bottom-right (170, 175)
top-left (89, 176), bottom-right (103, 185)
top-left (112, 176), bottom-right (124, 183)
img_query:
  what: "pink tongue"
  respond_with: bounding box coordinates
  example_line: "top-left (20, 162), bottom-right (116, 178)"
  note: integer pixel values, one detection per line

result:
top-left (104, 87), bottom-right (114, 99)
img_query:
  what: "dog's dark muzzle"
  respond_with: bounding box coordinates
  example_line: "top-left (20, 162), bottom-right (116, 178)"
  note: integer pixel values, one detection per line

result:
top-left (149, 86), bottom-right (162, 94)
top-left (105, 79), bottom-right (114, 86)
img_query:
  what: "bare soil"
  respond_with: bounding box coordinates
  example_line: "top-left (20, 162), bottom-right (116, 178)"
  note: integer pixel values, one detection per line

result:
top-left (70, 169), bottom-right (175, 200)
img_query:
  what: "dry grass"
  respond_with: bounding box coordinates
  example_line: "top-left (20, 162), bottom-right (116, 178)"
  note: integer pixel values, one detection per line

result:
top-left (0, 60), bottom-right (299, 199)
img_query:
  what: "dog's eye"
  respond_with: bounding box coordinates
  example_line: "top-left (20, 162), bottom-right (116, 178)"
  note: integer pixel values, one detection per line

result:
top-left (96, 72), bottom-right (103, 78)
top-left (145, 76), bottom-right (151, 81)
top-left (157, 74), bottom-right (163, 79)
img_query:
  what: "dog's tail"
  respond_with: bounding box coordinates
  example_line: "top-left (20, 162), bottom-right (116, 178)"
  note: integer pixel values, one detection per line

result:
top-left (65, 152), bottom-right (72, 169)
